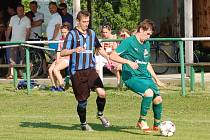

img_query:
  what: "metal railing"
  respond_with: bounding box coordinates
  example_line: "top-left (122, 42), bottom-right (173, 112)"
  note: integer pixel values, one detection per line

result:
top-left (0, 41), bottom-right (62, 94)
top-left (1, 37), bottom-right (210, 95)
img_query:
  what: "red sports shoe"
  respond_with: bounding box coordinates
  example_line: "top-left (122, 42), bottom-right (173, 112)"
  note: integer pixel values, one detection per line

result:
top-left (152, 125), bottom-right (160, 132)
top-left (136, 121), bottom-right (152, 133)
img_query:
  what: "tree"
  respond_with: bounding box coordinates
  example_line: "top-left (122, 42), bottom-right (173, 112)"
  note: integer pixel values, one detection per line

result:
top-left (22, 0), bottom-right (30, 12)
top-left (57, 0), bottom-right (140, 35)
top-left (92, 0), bottom-right (140, 35)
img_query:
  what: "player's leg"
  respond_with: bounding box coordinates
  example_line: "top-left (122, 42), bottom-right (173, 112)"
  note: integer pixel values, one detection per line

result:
top-left (136, 89), bottom-right (153, 133)
top-left (77, 100), bottom-right (93, 131)
top-left (95, 87), bottom-right (110, 127)
top-left (71, 70), bottom-right (92, 131)
top-left (149, 82), bottom-right (163, 131)
top-left (152, 94), bottom-right (162, 131)
top-left (124, 77), bottom-right (153, 133)
top-left (88, 69), bottom-right (110, 127)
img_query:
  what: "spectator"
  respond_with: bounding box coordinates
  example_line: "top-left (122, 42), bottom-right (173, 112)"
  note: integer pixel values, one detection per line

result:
top-left (4, 5), bottom-right (16, 76)
top-left (58, 3), bottom-right (73, 30)
top-left (0, 10), bottom-right (6, 65)
top-left (6, 5), bottom-right (17, 26)
top-left (46, 2), bottom-right (62, 51)
top-left (6, 4), bottom-right (31, 79)
top-left (26, 1), bottom-right (48, 77)
top-left (26, 1), bottom-right (44, 39)
top-left (96, 24), bottom-right (122, 86)
top-left (0, 24), bottom-right (6, 65)
top-left (119, 28), bottom-right (130, 39)
top-left (48, 25), bottom-right (70, 91)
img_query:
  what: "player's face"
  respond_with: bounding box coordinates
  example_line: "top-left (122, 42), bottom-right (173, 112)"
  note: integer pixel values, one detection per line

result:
top-left (140, 28), bottom-right (153, 41)
top-left (77, 16), bottom-right (89, 32)
top-left (101, 28), bottom-right (111, 39)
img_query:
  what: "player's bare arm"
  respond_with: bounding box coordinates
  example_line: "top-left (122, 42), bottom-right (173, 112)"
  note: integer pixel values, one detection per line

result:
top-left (147, 63), bottom-right (165, 87)
top-left (109, 51), bottom-right (138, 69)
top-left (96, 47), bottom-right (110, 63)
top-left (52, 24), bottom-right (61, 40)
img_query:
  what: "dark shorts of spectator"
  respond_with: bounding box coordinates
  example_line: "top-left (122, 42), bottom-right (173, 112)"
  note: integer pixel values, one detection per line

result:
top-left (71, 68), bottom-right (104, 101)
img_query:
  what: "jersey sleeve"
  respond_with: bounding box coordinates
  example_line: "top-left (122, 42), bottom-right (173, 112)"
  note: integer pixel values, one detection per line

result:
top-left (56, 15), bottom-right (62, 25)
top-left (63, 32), bottom-right (73, 50)
top-left (94, 36), bottom-right (102, 48)
top-left (115, 40), bottom-right (128, 55)
top-left (26, 17), bottom-right (31, 28)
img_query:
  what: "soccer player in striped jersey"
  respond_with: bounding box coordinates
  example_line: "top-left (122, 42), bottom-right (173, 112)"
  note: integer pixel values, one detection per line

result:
top-left (61, 10), bottom-right (111, 131)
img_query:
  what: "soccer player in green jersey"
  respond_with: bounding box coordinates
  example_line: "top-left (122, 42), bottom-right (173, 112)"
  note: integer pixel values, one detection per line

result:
top-left (109, 19), bottom-right (165, 133)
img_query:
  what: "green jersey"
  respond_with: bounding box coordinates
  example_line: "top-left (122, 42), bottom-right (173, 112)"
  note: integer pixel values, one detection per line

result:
top-left (115, 35), bottom-right (151, 81)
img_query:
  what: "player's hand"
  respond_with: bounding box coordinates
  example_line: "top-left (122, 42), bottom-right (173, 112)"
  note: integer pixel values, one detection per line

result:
top-left (128, 61), bottom-right (138, 69)
top-left (75, 46), bottom-right (86, 53)
top-left (156, 80), bottom-right (165, 88)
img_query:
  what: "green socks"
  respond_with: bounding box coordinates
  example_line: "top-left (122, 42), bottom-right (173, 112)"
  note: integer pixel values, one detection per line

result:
top-left (140, 96), bottom-right (153, 117)
top-left (153, 103), bottom-right (162, 126)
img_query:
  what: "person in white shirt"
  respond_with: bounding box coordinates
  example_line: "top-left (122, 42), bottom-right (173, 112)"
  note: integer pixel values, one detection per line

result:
top-left (27, 1), bottom-right (44, 39)
top-left (6, 4), bottom-right (31, 79)
top-left (26, 1), bottom-right (48, 77)
top-left (46, 1), bottom-right (62, 50)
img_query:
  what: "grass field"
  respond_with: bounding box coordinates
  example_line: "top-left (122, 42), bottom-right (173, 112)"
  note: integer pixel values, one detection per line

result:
top-left (0, 82), bottom-right (210, 140)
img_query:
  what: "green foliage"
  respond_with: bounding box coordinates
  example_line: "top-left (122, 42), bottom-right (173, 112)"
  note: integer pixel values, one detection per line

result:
top-left (22, 0), bottom-right (30, 13)
top-left (57, 0), bottom-right (140, 35)
top-left (93, 2), bottom-right (116, 34)
top-left (65, 0), bottom-right (87, 13)
top-left (66, 0), bottom-right (73, 12)
top-left (80, 0), bottom-right (87, 10)
top-left (92, 0), bottom-right (140, 35)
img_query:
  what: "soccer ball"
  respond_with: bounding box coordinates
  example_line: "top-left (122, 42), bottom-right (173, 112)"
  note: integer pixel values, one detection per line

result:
top-left (159, 121), bottom-right (176, 137)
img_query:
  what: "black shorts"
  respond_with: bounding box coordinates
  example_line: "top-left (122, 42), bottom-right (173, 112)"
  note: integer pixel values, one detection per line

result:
top-left (71, 68), bottom-right (104, 101)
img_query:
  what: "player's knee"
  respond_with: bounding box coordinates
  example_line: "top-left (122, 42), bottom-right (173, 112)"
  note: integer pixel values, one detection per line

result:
top-left (144, 89), bottom-right (154, 97)
top-left (153, 96), bottom-right (162, 104)
top-left (78, 100), bottom-right (87, 109)
top-left (96, 88), bottom-right (106, 98)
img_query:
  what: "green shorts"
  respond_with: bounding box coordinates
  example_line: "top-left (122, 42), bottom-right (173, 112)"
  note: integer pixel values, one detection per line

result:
top-left (124, 77), bottom-right (160, 96)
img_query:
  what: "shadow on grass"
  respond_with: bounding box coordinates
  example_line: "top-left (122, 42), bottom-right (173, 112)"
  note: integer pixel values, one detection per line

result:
top-left (19, 122), bottom-right (150, 135)
top-left (20, 122), bottom-right (80, 130)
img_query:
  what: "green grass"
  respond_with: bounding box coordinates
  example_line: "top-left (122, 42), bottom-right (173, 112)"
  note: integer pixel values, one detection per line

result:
top-left (0, 83), bottom-right (210, 140)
